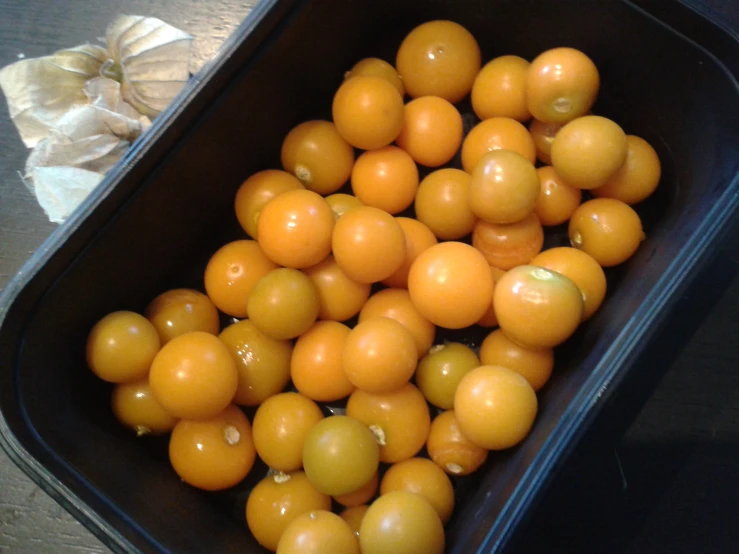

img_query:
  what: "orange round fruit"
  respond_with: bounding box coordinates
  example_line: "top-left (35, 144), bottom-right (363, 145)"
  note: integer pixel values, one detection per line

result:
top-left (415, 342), bottom-right (480, 410)
top-left (472, 213), bottom-right (544, 270)
top-left (169, 404), bottom-right (255, 491)
top-left (382, 218), bottom-right (438, 289)
top-left (334, 471), bottom-right (379, 508)
top-left (234, 169), bottom-right (303, 239)
top-left (345, 57), bottom-right (405, 96)
top-left (396, 20), bottom-right (481, 103)
top-left (257, 189), bottom-right (334, 269)
top-left (494, 265), bottom-right (583, 349)
top-left (531, 246), bottom-right (607, 320)
top-left (86, 311), bottom-right (160, 384)
top-left (359, 491), bottom-right (445, 554)
top-left (414, 168), bottom-right (477, 240)
top-left (149, 331), bottom-right (238, 420)
top-left (535, 165), bottom-right (582, 226)
top-left (395, 96), bottom-right (463, 167)
top-left (252, 392), bottom-right (324, 473)
top-left (246, 268), bottom-right (321, 340)
top-left (246, 471), bottom-right (332, 552)
top-left (144, 289), bottom-right (219, 346)
top-left (276, 510), bottom-right (360, 554)
top-left (332, 206), bottom-right (406, 284)
top-left (479, 329), bottom-right (554, 391)
top-left (380, 457), bottom-right (455, 524)
top-left (528, 119), bottom-right (563, 165)
top-left (469, 149), bottom-right (539, 224)
top-left (291, 321), bottom-right (356, 402)
top-left (302, 415), bottom-right (380, 496)
top-left (351, 146), bottom-right (419, 215)
top-left (346, 383), bottom-right (431, 464)
top-left (340, 505), bottom-right (369, 536)
top-left (592, 135), bottom-right (661, 205)
top-left (325, 193), bottom-right (364, 220)
top-left (471, 55), bottom-right (531, 122)
top-left (303, 256), bottom-right (371, 322)
top-left (462, 117), bottom-right (537, 172)
top-left (569, 198), bottom-right (645, 267)
top-left (408, 241), bottom-right (493, 329)
top-left (281, 120), bottom-right (355, 195)
top-left (342, 317), bottom-right (417, 393)
top-left (332, 76), bottom-right (404, 150)
top-left (111, 378), bottom-right (178, 436)
top-left (204, 240), bottom-right (278, 318)
top-left (527, 47), bottom-right (600, 124)
top-left (359, 288), bottom-right (436, 359)
top-left (455, 365), bottom-right (538, 450)
top-left (551, 115), bottom-right (628, 189)
top-left (426, 410), bottom-right (488, 476)
top-left (219, 319), bottom-right (293, 406)
top-left (477, 265), bottom-right (506, 328)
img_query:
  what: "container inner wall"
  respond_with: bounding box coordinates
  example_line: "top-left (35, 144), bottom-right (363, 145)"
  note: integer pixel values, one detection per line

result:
top-left (2, 0), bottom-right (738, 553)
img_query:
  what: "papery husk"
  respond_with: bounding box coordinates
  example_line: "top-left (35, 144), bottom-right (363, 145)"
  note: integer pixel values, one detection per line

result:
top-left (0, 15), bottom-right (191, 224)
top-left (83, 76), bottom-right (150, 125)
top-left (105, 15), bottom-right (192, 117)
top-left (0, 44), bottom-right (109, 147)
top-left (25, 77), bottom-right (149, 172)
top-left (29, 166), bottom-right (105, 224)
top-left (23, 77), bottom-right (151, 223)
top-left (26, 131), bottom-right (127, 174)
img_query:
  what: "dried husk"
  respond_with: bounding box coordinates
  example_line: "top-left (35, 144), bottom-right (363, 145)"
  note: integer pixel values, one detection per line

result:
top-left (23, 77), bottom-right (151, 223)
top-left (0, 15), bottom-right (192, 224)
top-left (29, 166), bottom-right (105, 224)
top-left (105, 15), bottom-right (193, 117)
top-left (0, 44), bottom-right (109, 147)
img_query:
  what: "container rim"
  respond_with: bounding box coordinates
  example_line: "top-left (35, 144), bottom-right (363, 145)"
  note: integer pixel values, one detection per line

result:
top-left (0, 0), bottom-right (737, 553)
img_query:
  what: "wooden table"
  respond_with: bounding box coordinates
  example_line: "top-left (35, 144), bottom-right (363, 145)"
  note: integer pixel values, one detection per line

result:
top-left (0, 1), bottom-right (737, 552)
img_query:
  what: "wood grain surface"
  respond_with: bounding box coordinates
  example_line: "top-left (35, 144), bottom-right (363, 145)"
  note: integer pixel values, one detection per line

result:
top-left (0, 1), bottom-right (737, 553)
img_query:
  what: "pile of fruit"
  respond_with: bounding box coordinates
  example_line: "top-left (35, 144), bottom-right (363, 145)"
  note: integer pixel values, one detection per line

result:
top-left (85, 19), bottom-right (661, 554)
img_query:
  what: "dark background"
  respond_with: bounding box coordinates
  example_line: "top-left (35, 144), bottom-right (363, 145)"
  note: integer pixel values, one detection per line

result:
top-left (0, 0), bottom-right (737, 552)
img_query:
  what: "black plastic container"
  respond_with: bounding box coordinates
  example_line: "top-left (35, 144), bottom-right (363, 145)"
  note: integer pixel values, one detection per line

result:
top-left (1, 0), bottom-right (738, 552)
